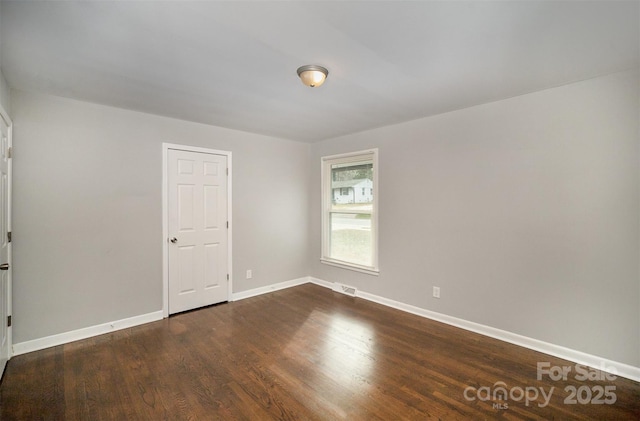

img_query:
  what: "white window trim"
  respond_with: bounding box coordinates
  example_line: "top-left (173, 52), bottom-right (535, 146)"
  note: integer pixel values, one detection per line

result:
top-left (321, 149), bottom-right (379, 275)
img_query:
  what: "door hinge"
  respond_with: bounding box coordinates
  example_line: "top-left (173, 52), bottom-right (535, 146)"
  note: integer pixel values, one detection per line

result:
top-left (226, 274), bottom-right (229, 281)
top-left (7, 232), bottom-right (10, 243)
top-left (226, 167), bottom-right (229, 176)
top-left (226, 221), bottom-right (229, 229)
top-left (7, 315), bottom-right (11, 327)
top-left (7, 147), bottom-right (11, 159)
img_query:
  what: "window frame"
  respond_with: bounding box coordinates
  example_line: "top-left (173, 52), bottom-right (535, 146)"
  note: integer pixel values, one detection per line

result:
top-left (321, 149), bottom-right (379, 275)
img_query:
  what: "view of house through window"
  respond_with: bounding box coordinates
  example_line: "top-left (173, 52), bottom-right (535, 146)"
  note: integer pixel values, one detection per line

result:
top-left (322, 150), bottom-right (378, 273)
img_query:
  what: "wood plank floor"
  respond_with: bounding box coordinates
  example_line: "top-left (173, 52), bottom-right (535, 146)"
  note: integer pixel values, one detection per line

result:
top-left (1, 283), bottom-right (638, 420)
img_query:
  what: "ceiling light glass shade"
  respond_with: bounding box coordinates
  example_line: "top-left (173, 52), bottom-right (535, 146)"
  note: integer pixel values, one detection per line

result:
top-left (297, 65), bottom-right (329, 88)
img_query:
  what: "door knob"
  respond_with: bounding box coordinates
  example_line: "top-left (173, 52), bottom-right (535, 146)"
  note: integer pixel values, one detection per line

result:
top-left (0, 263), bottom-right (9, 271)
top-left (170, 237), bottom-right (178, 244)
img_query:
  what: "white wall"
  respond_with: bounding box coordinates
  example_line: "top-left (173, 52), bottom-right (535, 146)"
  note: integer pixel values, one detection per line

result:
top-left (12, 91), bottom-right (310, 343)
top-left (309, 69), bottom-right (640, 367)
top-left (9, 70), bottom-right (639, 368)
top-left (0, 73), bottom-right (9, 115)
top-left (0, 1), bottom-right (10, 115)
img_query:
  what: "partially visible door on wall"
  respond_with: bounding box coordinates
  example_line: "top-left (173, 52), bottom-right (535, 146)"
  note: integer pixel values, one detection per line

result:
top-left (168, 149), bottom-right (229, 314)
top-left (0, 111), bottom-right (11, 377)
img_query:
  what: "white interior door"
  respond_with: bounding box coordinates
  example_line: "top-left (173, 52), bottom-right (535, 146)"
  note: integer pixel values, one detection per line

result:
top-left (168, 149), bottom-right (229, 314)
top-left (0, 112), bottom-right (11, 376)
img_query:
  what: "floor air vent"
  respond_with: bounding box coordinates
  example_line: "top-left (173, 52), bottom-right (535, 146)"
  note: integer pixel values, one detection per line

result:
top-left (332, 283), bottom-right (358, 297)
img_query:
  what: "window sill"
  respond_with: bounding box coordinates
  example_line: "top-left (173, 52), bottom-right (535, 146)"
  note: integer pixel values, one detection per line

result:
top-left (320, 259), bottom-right (380, 276)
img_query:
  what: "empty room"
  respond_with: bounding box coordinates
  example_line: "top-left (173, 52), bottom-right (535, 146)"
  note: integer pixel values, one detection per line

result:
top-left (0, 1), bottom-right (638, 419)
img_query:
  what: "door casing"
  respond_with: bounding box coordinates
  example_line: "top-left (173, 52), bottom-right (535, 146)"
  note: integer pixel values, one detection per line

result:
top-left (162, 143), bottom-right (232, 318)
top-left (0, 104), bottom-right (12, 377)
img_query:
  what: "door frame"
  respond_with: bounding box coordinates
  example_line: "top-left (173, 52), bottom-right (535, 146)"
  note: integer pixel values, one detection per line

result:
top-left (162, 143), bottom-right (232, 318)
top-left (0, 104), bottom-right (12, 365)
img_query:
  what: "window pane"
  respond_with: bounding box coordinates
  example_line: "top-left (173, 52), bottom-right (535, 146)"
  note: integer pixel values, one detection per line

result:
top-left (331, 162), bottom-right (373, 212)
top-left (330, 212), bottom-right (372, 267)
top-left (322, 149), bottom-right (378, 272)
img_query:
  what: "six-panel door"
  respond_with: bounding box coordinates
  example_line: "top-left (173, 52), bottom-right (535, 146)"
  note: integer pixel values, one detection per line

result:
top-left (0, 115), bottom-right (10, 375)
top-left (168, 149), bottom-right (228, 314)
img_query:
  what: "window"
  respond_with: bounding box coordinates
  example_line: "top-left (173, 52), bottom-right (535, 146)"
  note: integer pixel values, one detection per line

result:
top-left (321, 149), bottom-right (378, 274)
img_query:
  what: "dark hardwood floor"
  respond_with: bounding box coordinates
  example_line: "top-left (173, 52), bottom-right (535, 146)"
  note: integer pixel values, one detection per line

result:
top-left (1, 283), bottom-right (638, 420)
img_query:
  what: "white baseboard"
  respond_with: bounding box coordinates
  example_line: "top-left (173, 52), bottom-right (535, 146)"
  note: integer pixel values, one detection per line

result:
top-left (11, 277), bottom-right (640, 383)
top-left (231, 277), bottom-right (310, 301)
top-left (309, 277), bottom-right (640, 383)
top-left (12, 310), bottom-right (164, 356)
top-left (11, 276), bottom-right (311, 356)
top-left (308, 276), bottom-right (332, 289)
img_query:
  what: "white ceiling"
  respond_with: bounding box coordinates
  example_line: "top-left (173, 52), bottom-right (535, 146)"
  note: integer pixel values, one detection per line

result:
top-left (1, 1), bottom-right (638, 142)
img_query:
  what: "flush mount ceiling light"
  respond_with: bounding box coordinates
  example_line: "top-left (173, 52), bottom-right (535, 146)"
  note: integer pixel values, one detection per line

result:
top-left (297, 65), bottom-right (329, 88)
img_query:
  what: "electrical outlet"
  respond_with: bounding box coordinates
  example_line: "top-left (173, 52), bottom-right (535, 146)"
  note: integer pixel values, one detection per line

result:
top-left (433, 286), bottom-right (440, 299)
top-left (246, 269), bottom-right (252, 279)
